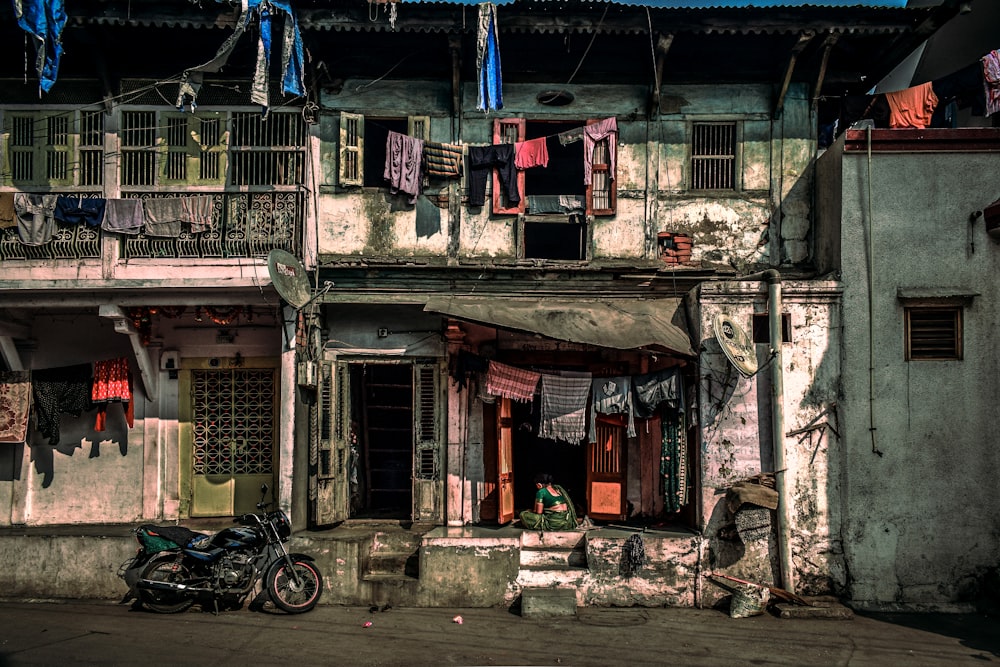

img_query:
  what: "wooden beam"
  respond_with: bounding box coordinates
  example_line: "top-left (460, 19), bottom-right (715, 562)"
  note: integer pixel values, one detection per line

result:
top-left (774, 31), bottom-right (814, 120)
top-left (652, 33), bottom-right (674, 117)
top-left (98, 305), bottom-right (158, 402)
top-left (812, 33), bottom-right (839, 111)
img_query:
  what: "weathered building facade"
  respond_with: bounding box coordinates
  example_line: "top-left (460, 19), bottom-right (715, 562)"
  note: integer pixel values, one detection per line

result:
top-left (1, 0), bottom-right (988, 609)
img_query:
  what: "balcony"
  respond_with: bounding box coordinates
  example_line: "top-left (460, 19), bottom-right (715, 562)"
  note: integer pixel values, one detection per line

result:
top-left (0, 191), bottom-right (302, 262)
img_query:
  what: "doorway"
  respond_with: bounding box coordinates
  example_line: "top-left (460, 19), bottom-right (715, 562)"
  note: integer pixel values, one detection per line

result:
top-left (350, 363), bottom-right (413, 519)
top-left (186, 365), bottom-right (277, 517)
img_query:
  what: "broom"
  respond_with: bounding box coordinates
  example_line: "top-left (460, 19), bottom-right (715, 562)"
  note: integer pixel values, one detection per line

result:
top-left (706, 572), bottom-right (812, 606)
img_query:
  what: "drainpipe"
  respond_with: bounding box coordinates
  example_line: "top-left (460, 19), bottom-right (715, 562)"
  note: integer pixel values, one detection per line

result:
top-left (739, 269), bottom-right (793, 593)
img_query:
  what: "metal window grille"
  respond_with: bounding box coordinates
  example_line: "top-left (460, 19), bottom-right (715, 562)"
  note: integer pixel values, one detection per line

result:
top-left (79, 110), bottom-right (104, 186)
top-left (905, 307), bottom-right (962, 360)
top-left (10, 115), bottom-right (34, 181)
top-left (45, 115), bottom-right (69, 181)
top-left (592, 421), bottom-right (623, 474)
top-left (340, 113), bottom-right (362, 185)
top-left (165, 115), bottom-right (188, 181)
top-left (691, 122), bottom-right (736, 190)
top-left (121, 110), bottom-right (156, 186)
top-left (230, 111), bottom-right (304, 186)
top-left (199, 117), bottom-right (221, 181)
top-left (591, 138), bottom-right (611, 212)
top-left (191, 368), bottom-right (275, 476)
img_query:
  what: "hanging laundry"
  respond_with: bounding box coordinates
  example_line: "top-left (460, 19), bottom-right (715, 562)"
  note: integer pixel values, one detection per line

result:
top-left (557, 126), bottom-right (584, 146)
top-left (102, 199), bottom-right (145, 235)
top-left (54, 195), bottom-right (107, 228)
top-left (176, 0), bottom-right (305, 112)
top-left (583, 117), bottom-right (617, 185)
top-left (514, 137), bottom-right (548, 170)
top-left (12, 0), bottom-right (67, 94)
top-left (93, 358), bottom-right (134, 432)
top-left (589, 376), bottom-right (636, 443)
top-left (982, 50), bottom-right (1000, 117)
top-left (476, 3), bottom-right (503, 112)
top-left (32, 363), bottom-right (93, 446)
top-left (0, 371), bottom-right (32, 444)
top-left (423, 142), bottom-right (464, 178)
top-left (884, 82), bottom-right (939, 129)
top-left (384, 131), bottom-right (425, 204)
top-left (484, 360), bottom-right (540, 403)
top-left (13, 193), bottom-right (58, 246)
top-left (467, 144), bottom-right (518, 207)
top-left (539, 372), bottom-right (591, 444)
top-left (0, 192), bottom-right (17, 230)
top-left (142, 196), bottom-right (214, 237)
top-left (525, 195), bottom-right (584, 214)
top-left (661, 407), bottom-right (687, 512)
top-left (633, 367), bottom-right (684, 419)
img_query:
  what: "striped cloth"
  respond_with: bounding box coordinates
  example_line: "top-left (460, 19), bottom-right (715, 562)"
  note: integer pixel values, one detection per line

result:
top-left (0, 371), bottom-right (31, 444)
top-left (539, 372), bottom-right (592, 444)
top-left (982, 50), bottom-right (1000, 117)
top-left (484, 360), bottom-right (540, 402)
top-left (424, 142), bottom-right (464, 178)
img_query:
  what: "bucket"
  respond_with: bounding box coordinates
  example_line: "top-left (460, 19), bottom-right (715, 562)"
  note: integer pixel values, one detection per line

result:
top-left (657, 232), bottom-right (693, 265)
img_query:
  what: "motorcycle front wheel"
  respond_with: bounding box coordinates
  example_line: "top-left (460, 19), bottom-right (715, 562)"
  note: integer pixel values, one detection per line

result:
top-left (266, 558), bottom-right (323, 613)
top-left (139, 557), bottom-right (195, 614)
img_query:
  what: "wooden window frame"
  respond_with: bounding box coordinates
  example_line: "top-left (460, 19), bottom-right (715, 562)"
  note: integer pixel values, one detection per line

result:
top-left (3, 110), bottom-right (105, 187)
top-left (585, 117), bottom-right (616, 216)
top-left (690, 121), bottom-right (738, 191)
top-left (337, 113), bottom-right (430, 189)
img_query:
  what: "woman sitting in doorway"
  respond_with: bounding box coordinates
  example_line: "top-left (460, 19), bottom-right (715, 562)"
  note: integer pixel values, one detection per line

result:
top-left (519, 473), bottom-right (578, 531)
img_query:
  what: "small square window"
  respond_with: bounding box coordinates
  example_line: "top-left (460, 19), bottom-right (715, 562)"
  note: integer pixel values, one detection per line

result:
top-left (905, 306), bottom-right (962, 360)
top-left (752, 313), bottom-right (791, 344)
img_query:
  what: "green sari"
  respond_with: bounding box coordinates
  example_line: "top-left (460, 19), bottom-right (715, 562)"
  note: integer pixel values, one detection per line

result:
top-left (519, 484), bottom-right (578, 530)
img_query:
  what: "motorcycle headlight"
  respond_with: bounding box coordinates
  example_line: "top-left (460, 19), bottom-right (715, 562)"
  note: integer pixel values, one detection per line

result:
top-left (271, 510), bottom-right (291, 539)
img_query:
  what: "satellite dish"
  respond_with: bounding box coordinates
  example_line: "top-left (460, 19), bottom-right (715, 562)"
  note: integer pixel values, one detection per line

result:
top-left (267, 249), bottom-right (311, 308)
top-left (713, 313), bottom-right (757, 378)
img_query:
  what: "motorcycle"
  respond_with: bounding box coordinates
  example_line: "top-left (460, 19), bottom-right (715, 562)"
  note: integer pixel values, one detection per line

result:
top-left (118, 484), bottom-right (323, 614)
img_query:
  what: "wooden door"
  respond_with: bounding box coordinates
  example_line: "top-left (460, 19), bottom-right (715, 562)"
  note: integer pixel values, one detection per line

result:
top-left (497, 397), bottom-right (515, 524)
top-left (587, 415), bottom-right (627, 521)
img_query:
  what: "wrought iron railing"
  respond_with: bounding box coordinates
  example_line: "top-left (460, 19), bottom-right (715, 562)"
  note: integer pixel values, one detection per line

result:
top-left (0, 190), bottom-right (302, 261)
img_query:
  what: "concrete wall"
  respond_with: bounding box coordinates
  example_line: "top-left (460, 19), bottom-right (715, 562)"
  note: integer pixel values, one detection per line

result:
top-left (837, 143), bottom-right (1000, 610)
top-left (694, 280), bottom-right (843, 596)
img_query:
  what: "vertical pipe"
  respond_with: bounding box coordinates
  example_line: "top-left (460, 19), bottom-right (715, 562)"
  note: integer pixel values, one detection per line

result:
top-left (765, 270), bottom-right (794, 593)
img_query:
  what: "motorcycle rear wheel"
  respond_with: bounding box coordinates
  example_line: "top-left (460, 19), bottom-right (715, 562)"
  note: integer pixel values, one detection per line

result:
top-left (139, 558), bottom-right (195, 614)
top-left (266, 558), bottom-right (322, 613)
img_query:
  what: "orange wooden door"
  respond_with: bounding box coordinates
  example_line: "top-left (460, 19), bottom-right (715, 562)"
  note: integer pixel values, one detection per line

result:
top-left (497, 397), bottom-right (515, 524)
top-left (587, 416), bottom-right (627, 521)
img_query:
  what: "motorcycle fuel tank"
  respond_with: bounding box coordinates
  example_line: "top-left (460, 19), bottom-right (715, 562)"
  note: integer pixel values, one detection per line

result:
top-left (209, 526), bottom-right (263, 550)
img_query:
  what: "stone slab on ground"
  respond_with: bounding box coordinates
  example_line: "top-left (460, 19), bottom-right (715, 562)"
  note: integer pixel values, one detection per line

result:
top-left (776, 596), bottom-right (855, 620)
top-left (520, 586), bottom-right (578, 618)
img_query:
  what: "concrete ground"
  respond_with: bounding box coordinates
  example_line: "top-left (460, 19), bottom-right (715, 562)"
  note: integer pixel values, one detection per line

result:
top-left (0, 600), bottom-right (997, 666)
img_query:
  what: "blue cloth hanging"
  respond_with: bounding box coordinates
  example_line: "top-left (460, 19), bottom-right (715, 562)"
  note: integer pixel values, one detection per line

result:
top-left (477, 3), bottom-right (503, 112)
top-left (12, 0), bottom-right (67, 93)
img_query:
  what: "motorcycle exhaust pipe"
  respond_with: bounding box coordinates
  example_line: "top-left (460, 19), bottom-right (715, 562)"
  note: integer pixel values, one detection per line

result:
top-left (137, 578), bottom-right (213, 594)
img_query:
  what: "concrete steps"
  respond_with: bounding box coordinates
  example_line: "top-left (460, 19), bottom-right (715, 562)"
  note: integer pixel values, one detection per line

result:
top-left (516, 529), bottom-right (589, 608)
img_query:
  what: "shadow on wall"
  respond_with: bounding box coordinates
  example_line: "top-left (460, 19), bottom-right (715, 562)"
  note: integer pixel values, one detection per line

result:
top-left (28, 408), bottom-right (129, 488)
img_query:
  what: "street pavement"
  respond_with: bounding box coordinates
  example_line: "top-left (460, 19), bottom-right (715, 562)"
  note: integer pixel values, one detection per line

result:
top-left (0, 600), bottom-right (997, 666)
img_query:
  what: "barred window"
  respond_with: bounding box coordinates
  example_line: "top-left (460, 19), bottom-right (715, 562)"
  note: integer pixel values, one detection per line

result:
top-left (691, 122), bottom-right (736, 190)
top-left (4, 110), bottom-right (104, 186)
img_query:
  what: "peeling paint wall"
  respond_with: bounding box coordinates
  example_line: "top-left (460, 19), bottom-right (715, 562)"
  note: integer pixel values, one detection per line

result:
top-left (694, 280), bottom-right (843, 596)
top-left (316, 81), bottom-right (816, 269)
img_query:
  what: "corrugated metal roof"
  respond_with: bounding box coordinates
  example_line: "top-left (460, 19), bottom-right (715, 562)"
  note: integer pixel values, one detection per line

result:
top-left (407, 0), bottom-right (908, 6)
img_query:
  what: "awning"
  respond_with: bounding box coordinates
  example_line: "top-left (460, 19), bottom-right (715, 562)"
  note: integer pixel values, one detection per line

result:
top-left (424, 296), bottom-right (695, 357)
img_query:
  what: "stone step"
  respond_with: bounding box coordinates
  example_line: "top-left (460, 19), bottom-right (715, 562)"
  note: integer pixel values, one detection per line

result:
top-left (365, 550), bottom-right (419, 578)
top-left (520, 547), bottom-right (587, 568)
top-left (520, 530), bottom-right (586, 550)
top-left (517, 567), bottom-right (588, 589)
top-left (520, 586), bottom-right (579, 618)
